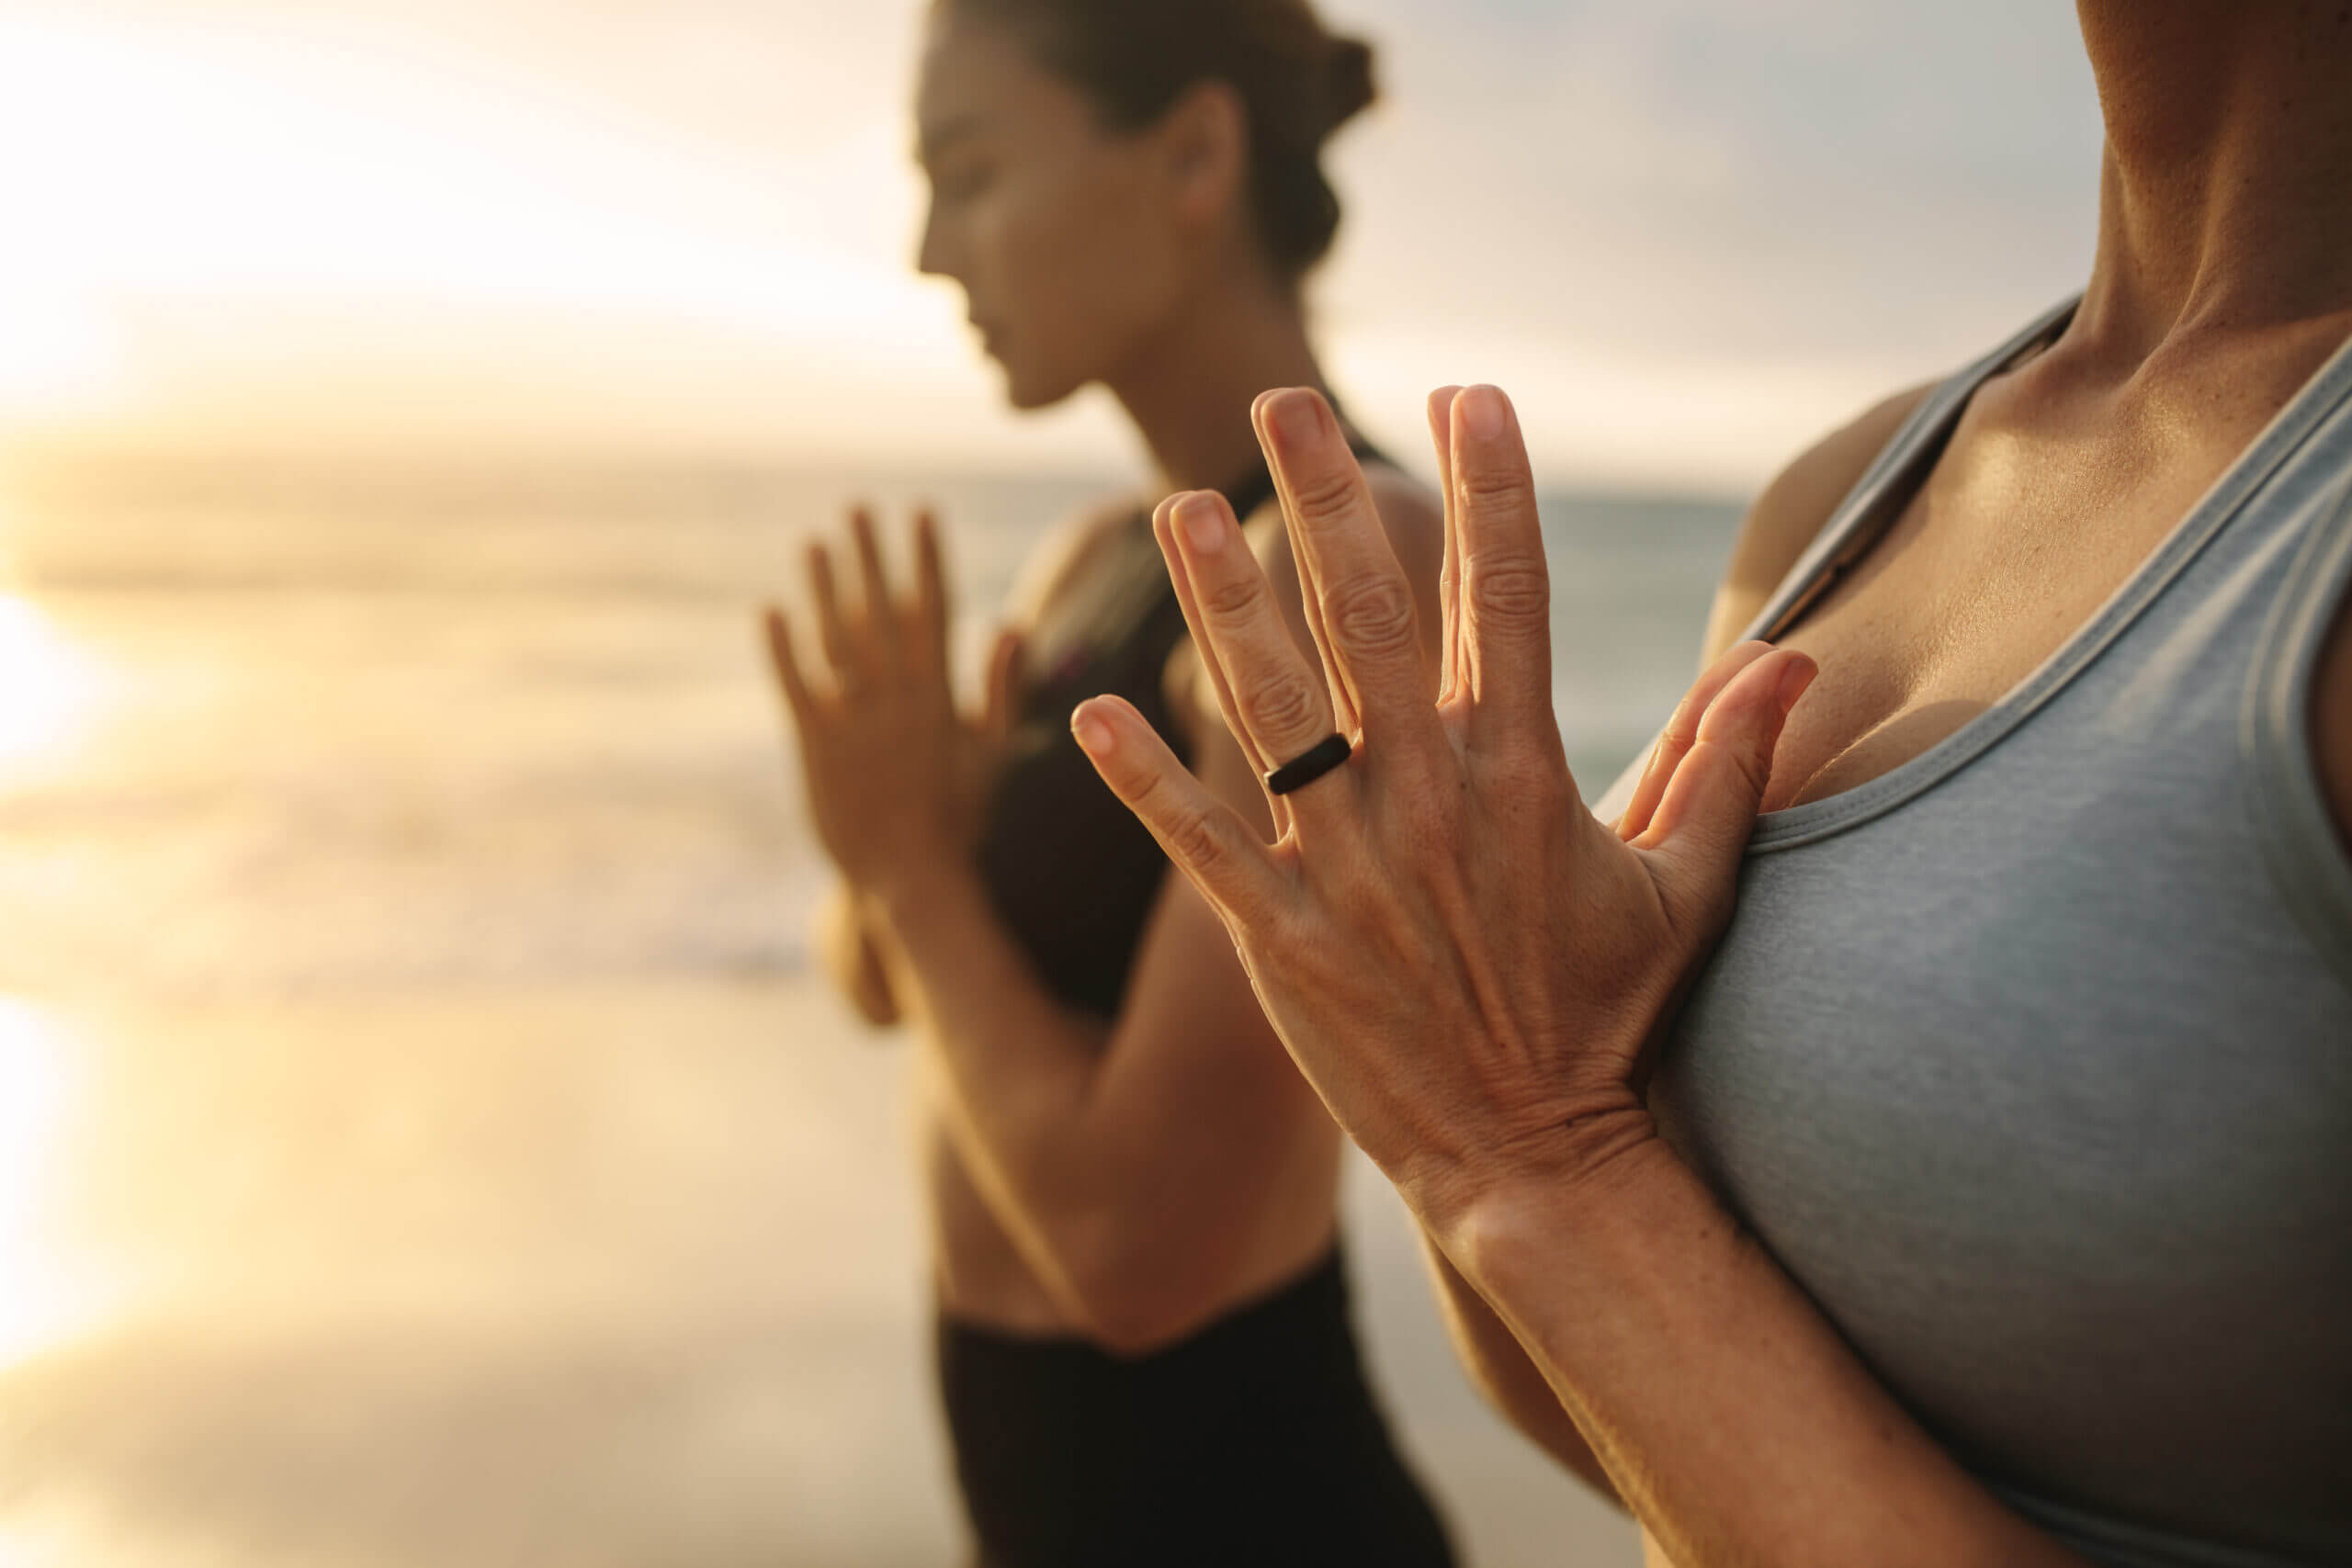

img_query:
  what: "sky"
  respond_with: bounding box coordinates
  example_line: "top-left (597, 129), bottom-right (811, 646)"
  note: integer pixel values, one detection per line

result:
top-left (0, 0), bottom-right (2107, 491)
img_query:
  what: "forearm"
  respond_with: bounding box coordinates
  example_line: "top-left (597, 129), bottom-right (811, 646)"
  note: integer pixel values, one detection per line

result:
top-left (865, 862), bottom-right (1131, 1306)
top-left (1441, 1131), bottom-right (2087, 1568)
top-left (813, 882), bottom-right (900, 1026)
top-left (1418, 1228), bottom-right (1623, 1505)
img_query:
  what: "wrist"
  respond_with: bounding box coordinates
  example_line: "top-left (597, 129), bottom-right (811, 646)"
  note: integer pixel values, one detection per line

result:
top-left (1420, 1101), bottom-right (1676, 1286)
top-left (858, 849), bottom-right (980, 928)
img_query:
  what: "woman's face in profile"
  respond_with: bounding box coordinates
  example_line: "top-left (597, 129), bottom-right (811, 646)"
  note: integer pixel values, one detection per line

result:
top-left (912, 11), bottom-right (1194, 409)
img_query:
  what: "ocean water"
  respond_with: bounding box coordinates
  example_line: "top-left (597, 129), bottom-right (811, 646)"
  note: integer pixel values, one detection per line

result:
top-left (0, 458), bottom-right (1736, 1567)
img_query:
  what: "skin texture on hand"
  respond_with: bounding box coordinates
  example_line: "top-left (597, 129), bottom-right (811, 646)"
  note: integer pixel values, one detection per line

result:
top-left (1070, 384), bottom-right (1815, 1235)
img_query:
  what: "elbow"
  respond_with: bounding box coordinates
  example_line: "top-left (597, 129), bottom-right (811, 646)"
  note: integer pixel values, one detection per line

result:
top-left (844, 978), bottom-right (901, 1029)
top-left (1055, 1220), bottom-right (1232, 1358)
top-left (811, 886), bottom-right (900, 1027)
top-left (1074, 1296), bottom-right (1200, 1359)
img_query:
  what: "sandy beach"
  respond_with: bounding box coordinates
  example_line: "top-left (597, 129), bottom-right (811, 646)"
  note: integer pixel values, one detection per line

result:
top-left (0, 466), bottom-right (1724, 1565)
top-left (1, 980), bottom-right (1634, 1567)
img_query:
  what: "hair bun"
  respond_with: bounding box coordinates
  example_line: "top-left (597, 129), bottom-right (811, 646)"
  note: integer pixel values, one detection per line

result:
top-left (1321, 34), bottom-right (1376, 138)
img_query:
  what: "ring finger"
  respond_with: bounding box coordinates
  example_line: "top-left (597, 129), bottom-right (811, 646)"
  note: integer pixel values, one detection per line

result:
top-left (1154, 490), bottom-right (1350, 829)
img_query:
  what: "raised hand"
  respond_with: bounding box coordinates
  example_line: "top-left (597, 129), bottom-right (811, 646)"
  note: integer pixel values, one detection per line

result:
top-left (1069, 385), bottom-right (1815, 1235)
top-left (764, 508), bottom-right (1023, 897)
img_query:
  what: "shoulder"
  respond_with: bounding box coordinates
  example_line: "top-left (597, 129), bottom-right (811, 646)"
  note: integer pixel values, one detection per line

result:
top-left (1700, 381), bottom-right (1938, 663)
top-left (1006, 496), bottom-right (1147, 627)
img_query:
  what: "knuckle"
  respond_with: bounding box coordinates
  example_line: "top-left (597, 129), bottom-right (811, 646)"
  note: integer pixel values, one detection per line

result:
top-left (1466, 556), bottom-right (1550, 622)
top-left (1199, 571), bottom-right (1265, 622)
top-left (1286, 467), bottom-right (1359, 523)
top-left (1657, 698), bottom-right (1702, 753)
top-left (1458, 463), bottom-right (1529, 505)
top-left (1730, 736), bottom-right (1776, 800)
top-left (1238, 671), bottom-right (1321, 739)
top-left (1163, 799), bottom-right (1230, 875)
top-left (1327, 576), bottom-right (1418, 655)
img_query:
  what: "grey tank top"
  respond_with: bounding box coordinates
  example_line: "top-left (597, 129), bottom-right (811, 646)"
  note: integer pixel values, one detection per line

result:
top-left (1600, 299), bottom-right (2352, 1568)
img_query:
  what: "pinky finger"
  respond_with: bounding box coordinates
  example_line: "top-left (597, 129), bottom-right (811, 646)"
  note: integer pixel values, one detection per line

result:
top-left (1072, 694), bottom-right (1288, 923)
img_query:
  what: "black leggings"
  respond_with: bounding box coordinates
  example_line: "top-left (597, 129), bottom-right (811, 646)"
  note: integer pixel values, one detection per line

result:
top-left (936, 1247), bottom-right (1455, 1568)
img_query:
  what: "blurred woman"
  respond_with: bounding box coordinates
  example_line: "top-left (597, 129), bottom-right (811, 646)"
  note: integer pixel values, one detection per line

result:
top-left (763, 2), bottom-right (1453, 1564)
top-left (1072, 4), bottom-right (2352, 1565)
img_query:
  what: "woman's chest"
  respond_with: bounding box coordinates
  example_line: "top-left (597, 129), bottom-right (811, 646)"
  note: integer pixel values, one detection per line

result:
top-left (1765, 422), bottom-right (2245, 812)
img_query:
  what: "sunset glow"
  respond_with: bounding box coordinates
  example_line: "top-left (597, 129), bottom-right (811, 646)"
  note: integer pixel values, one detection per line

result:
top-left (0, 9), bottom-right (978, 460)
top-left (0, 599), bottom-right (107, 773)
top-left (0, 998), bottom-right (92, 1367)
top-left (0, 1), bottom-right (2102, 487)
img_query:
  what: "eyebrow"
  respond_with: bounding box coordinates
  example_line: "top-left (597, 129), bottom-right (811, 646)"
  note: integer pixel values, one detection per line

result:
top-left (915, 113), bottom-right (988, 164)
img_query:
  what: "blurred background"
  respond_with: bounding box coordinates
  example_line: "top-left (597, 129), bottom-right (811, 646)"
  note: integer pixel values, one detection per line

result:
top-left (0, 3), bottom-right (2099, 1564)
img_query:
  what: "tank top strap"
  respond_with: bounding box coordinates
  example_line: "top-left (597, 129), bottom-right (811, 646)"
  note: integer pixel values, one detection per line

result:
top-left (1747, 295), bottom-right (2083, 649)
top-left (1590, 298), bottom-right (2080, 827)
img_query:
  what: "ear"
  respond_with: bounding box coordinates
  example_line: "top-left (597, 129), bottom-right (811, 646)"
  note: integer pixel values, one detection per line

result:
top-left (1155, 79), bottom-right (1249, 235)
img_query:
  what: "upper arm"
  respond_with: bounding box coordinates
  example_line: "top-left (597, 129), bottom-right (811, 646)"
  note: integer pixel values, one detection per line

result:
top-left (1700, 383), bottom-right (1937, 665)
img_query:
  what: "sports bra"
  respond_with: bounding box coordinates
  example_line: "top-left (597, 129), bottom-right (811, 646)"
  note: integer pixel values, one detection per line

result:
top-left (1605, 299), bottom-right (2352, 1566)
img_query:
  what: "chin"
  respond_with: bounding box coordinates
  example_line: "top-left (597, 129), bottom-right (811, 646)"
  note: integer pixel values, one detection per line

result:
top-left (996, 356), bottom-right (1086, 413)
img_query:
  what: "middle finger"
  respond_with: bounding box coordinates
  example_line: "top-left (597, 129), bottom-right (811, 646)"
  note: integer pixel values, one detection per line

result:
top-left (848, 509), bottom-right (900, 666)
top-left (1255, 389), bottom-right (1443, 757)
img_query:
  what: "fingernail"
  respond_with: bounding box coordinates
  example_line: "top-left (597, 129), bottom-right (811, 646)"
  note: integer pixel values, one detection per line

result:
top-left (1071, 708), bottom-right (1114, 758)
top-left (1775, 656), bottom-right (1818, 716)
top-left (1461, 386), bottom-right (1508, 441)
top-left (1174, 492), bottom-right (1225, 554)
top-left (1264, 389), bottom-right (1326, 453)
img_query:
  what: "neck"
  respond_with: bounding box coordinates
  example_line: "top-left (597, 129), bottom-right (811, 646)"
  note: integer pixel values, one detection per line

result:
top-left (1101, 263), bottom-right (1329, 495)
top-left (2073, 0), bottom-right (2352, 364)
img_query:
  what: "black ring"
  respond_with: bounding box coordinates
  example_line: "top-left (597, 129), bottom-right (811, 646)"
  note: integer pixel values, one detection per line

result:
top-left (1264, 733), bottom-right (1352, 795)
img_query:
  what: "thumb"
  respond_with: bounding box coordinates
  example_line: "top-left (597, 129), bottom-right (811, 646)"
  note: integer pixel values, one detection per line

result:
top-left (1637, 649), bottom-right (1815, 913)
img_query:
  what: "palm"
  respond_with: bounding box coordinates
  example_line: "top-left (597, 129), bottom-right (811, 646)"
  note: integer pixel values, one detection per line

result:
top-left (764, 508), bottom-right (1023, 893)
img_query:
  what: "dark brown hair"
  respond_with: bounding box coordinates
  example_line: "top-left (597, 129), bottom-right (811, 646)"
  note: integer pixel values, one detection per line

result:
top-left (943, 0), bottom-right (1377, 277)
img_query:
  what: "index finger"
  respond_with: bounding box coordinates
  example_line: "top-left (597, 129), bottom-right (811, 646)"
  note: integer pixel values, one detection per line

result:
top-left (849, 508), bottom-right (899, 660)
top-left (1254, 389), bottom-right (1442, 754)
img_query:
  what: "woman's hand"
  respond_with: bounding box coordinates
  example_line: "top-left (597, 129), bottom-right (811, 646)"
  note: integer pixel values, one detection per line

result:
top-left (1070, 385), bottom-right (1815, 1237)
top-left (764, 508), bottom-right (1023, 899)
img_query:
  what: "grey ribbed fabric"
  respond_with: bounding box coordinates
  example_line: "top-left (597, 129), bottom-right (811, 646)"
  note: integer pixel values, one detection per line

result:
top-left (1601, 300), bottom-right (2352, 1567)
